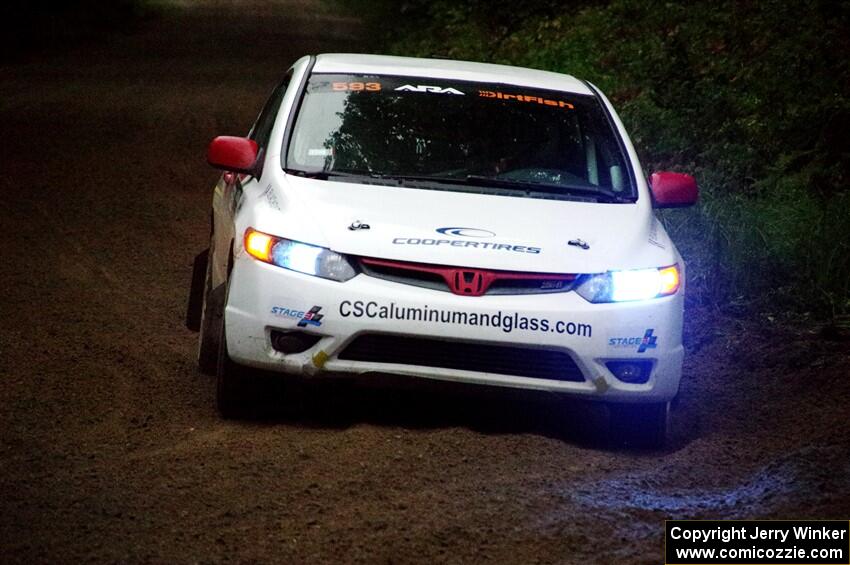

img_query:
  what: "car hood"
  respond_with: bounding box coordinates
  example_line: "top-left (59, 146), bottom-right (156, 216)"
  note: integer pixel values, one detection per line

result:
top-left (274, 175), bottom-right (675, 274)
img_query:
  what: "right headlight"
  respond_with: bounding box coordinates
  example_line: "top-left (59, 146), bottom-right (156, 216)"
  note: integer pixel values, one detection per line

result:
top-left (575, 265), bottom-right (680, 303)
top-left (244, 227), bottom-right (357, 282)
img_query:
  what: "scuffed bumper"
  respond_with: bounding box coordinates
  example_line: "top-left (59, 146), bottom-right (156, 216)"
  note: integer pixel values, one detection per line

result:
top-left (225, 257), bottom-right (685, 403)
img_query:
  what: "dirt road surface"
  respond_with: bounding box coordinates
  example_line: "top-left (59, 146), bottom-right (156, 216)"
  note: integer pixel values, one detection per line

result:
top-left (1, 3), bottom-right (849, 563)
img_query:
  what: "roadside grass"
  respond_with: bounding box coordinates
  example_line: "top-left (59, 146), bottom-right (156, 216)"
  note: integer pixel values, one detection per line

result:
top-left (345, 0), bottom-right (850, 319)
top-left (664, 185), bottom-right (850, 318)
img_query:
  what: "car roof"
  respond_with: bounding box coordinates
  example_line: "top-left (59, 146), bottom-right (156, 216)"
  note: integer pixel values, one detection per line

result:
top-left (312, 53), bottom-right (594, 96)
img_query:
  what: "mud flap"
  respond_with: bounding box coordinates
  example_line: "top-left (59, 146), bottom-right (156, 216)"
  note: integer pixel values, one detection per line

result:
top-left (185, 248), bottom-right (209, 331)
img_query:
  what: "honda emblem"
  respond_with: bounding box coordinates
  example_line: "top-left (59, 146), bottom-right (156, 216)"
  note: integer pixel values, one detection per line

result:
top-left (451, 270), bottom-right (486, 296)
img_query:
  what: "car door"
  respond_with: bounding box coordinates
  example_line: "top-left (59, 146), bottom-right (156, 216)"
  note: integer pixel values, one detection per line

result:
top-left (209, 70), bottom-right (293, 288)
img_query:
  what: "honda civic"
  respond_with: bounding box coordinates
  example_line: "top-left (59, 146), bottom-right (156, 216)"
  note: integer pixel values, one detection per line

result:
top-left (188, 53), bottom-right (699, 446)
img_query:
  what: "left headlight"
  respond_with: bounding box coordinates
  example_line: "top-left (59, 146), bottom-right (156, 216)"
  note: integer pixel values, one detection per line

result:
top-left (244, 228), bottom-right (357, 282)
top-left (575, 264), bottom-right (680, 303)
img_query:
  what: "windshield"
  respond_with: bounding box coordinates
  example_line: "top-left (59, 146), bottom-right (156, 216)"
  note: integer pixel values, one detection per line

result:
top-left (285, 73), bottom-right (635, 202)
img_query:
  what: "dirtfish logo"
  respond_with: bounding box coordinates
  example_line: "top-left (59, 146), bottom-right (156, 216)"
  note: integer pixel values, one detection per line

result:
top-left (609, 329), bottom-right (657, 353)
top-left (270, 305), bottom-right (324, 328)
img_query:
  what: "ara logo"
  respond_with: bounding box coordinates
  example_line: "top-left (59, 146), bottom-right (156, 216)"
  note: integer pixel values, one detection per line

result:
top-left (395, 85), bottom-right (465, 95)
top-left (436, 227), bottom-right (496, 238)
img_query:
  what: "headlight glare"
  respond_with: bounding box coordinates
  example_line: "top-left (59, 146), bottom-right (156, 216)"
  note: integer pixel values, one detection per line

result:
top-left (244, 228), bottom-right (356, 281)
top-left (576, 264), bottom-right (680, 303)
top-left (271, 239), bottom-right (323, 275)
top-left (611, 268), bottom-right (663, 301)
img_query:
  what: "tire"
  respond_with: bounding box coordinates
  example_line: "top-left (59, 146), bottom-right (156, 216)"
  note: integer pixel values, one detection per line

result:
top-left (196, 250), bottom-right (224, 376)
top-left (608, 401), bottom-right (670, 448)
top-left (216, 315), bottom-right (254, 419)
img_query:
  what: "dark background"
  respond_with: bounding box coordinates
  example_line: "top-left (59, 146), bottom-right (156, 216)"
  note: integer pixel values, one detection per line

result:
top-left (1, 1), bottom-right (848, 563)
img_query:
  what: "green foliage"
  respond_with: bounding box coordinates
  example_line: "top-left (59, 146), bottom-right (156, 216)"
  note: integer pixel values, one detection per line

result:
top-left (351, 0), bottom-right (850, 316)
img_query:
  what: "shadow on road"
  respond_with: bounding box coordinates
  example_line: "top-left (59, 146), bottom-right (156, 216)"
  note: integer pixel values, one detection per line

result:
top-left (226, 372), bottom-right (696, 452)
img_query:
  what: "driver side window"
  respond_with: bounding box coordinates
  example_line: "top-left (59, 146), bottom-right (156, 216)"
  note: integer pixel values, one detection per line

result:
top-left (248, 70), bottom-right (293, 176)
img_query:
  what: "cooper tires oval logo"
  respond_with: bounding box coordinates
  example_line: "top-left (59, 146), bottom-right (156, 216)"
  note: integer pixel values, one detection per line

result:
top-left (436, 227), bottom-right (496, 238)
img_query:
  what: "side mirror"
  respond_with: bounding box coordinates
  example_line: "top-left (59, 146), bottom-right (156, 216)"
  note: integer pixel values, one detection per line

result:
top-left (650, 172), bottom-right (699, 208)
top-left (207, 136), bottom-right (258, 174)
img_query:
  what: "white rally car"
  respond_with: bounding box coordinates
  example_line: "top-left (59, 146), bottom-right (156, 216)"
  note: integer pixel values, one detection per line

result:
top-left (187, 54), bottom-right (698, 445)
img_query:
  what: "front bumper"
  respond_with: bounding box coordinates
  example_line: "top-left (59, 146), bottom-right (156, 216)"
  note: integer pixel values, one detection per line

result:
top-left (224, 257), bottom-right (685, 403)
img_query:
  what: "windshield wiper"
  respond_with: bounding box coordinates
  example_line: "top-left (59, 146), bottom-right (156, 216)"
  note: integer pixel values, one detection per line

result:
top-left (286, 169), bottom-right (633, 203)
top-left (369, 173), bottom-right (633, 203)
top-left (284, 168), bottom-right (375, 180)
top-left (464, 175), bottom-right (633, 203)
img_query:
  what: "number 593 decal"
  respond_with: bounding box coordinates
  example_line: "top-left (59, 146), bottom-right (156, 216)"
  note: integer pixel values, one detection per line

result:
top-left (332, 82), bottom-right (381, 92)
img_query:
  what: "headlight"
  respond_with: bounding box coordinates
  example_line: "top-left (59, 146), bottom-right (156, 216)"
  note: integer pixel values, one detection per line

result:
top-left (244, 228), bottom-right (356, 282)
top-left (576, 265), bottom-right (680, 303)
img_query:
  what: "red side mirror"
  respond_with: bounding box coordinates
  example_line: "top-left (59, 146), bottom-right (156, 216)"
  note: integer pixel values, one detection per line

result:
top-left (650, 172), bottom-right (698, 208)
top-left (207, 136), bottom-right (258, 174)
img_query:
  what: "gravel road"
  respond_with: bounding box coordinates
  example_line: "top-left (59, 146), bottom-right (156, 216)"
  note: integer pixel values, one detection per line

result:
top-left (1, 3), bottom-right (848, 563)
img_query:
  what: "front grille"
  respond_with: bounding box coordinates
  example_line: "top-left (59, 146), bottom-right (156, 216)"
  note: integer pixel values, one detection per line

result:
top-left (358, 257), bottom-right (577, 296)
top-left (339, 334), bottom-right (585, 382)
top-left (359, 259), bottom-right (446, 291)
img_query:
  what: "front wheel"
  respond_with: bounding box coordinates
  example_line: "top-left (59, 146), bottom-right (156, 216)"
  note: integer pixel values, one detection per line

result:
top-left (608, 401), bottom-right (670, 448)
top-left (216, 316), bottom-right (259, 419)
